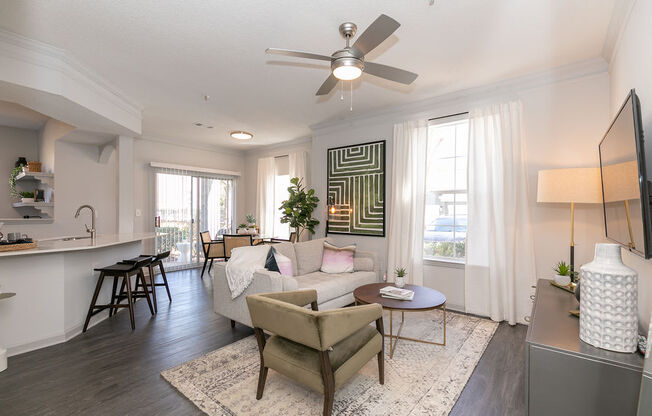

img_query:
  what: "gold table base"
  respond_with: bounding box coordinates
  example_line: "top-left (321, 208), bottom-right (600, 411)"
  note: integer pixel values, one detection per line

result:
top-left (386, 305), bottom-right (446, 359)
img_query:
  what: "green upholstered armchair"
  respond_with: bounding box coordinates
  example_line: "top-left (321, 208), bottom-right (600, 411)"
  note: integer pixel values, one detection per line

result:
top-left (246, 289), bottom-right (384, 416)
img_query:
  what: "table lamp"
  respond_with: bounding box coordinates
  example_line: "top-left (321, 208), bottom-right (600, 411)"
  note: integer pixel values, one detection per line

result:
top-left (537, 167), bottom-right (602, 277)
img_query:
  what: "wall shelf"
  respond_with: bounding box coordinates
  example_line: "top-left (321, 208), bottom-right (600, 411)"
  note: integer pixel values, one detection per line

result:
top-left (12, 202), bottom-right (54, 208)
top-left (15, 171), bottom-right (54, 187)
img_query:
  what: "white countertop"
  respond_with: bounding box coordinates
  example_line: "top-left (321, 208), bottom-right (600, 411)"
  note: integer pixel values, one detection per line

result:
top-left (0, 233), bottom-right (156, 257)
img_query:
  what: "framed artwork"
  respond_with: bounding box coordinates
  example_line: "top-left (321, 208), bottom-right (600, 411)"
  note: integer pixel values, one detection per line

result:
top-left (327, 140), bottom-right (385, 237)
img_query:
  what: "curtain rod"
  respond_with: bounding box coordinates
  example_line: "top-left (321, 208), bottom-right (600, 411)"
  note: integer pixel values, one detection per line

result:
top-left (428, 111), bottom-right (469, 121)
top-left (149, 162), bottom-right (241, 177)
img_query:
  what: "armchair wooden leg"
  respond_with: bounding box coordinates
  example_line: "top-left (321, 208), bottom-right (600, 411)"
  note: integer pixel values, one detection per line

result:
top-left (376, 317), bottom-right (385, 385)
top-left (208, 259), bottom-right (214, 273)
top-left (319, 351), bottom-right (335, 416)
top-left (253, 328), bottom-right (268, 400)
top-left (230, 319), bottom-right (236, 328)
top-left (200, 257), bottom-right (209, 279)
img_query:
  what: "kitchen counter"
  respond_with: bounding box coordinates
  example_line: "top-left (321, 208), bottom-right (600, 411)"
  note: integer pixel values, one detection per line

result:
top-left (0, 233), bottom-right (156, 357)
top-left (0, 233), bottom-right (156, 257)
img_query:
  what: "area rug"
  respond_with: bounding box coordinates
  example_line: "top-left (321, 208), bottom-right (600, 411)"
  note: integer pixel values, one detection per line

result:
top-left (161, 310), bottom-right (498, 416)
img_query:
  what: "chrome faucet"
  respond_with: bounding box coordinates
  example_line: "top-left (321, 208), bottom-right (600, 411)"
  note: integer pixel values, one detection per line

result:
top-left (75, 205), bottom-right (96, 241)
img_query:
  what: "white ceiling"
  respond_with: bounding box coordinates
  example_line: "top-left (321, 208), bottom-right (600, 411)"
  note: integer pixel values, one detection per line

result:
top-left (0, 0), bottom-right (619, 149)
top-left (0, 100), bottom-right (49, 130)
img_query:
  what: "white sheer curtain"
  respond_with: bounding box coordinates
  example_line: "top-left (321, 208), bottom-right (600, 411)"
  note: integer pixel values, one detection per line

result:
top-left (387, 120), bottom-right (428, 285)
top-left (289, 151), bottom-right (308, 185)
top-left (256, 157), bottom-right (276, 237)
top-left (465, 100), bottom-right (536, 325)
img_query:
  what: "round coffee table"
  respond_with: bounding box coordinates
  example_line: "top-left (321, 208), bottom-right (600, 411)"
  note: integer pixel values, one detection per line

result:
top-left (354, 283), bottom-right (447, 358)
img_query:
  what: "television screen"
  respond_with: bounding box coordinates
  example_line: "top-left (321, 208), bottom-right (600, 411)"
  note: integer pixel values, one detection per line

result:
top-left (599, 90), bottom-right (651, 258)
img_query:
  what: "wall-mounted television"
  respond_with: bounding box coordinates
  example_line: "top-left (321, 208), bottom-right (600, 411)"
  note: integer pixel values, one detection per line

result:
top-left (599, 89), bottom-right (652, 258)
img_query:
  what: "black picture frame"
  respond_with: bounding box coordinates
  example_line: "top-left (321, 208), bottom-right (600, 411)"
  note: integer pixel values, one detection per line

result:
top-left (326, 140), bottom-right (386, 237)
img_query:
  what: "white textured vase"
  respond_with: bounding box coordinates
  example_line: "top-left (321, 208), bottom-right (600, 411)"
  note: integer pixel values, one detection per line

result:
top-left (579, 243), bottom-right (638, 353)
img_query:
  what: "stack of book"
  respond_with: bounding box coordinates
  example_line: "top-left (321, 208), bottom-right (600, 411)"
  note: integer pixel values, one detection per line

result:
top-left (379, 286), bottom-right (414, 301)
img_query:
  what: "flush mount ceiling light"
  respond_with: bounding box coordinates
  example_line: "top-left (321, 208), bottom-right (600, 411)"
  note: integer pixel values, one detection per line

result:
top-left (230, 130), bottom-right (253, 140)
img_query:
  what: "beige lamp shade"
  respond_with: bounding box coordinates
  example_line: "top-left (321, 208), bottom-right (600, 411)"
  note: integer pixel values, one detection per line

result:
top-left (537, 168), bottom-right (602, 204)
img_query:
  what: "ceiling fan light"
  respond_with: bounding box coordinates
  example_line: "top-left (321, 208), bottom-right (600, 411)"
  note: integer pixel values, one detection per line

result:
top-left (332, 57), bottom-right (363, 81)
top-left (333, 65), bottom-right (362, 80)
top-left (230, 131), bottom-right (253, 140)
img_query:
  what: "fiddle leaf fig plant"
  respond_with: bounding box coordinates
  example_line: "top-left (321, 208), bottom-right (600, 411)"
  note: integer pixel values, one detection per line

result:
top-left (279, 177), bottom-right (320, 241)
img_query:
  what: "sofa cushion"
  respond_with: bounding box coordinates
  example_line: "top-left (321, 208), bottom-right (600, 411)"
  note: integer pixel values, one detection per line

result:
top-left (294, 238), bottom-right (327, 275)
top-left (353, 256), bottom-right (374, 272)
top-left (295, 271), bottom-right (377, 304)
top-left (273, 242), bottom-right (298, 276)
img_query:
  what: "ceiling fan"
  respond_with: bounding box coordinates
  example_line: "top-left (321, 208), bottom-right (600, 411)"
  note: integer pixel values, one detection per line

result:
top-left (266, 14), bottom-right (418, 96)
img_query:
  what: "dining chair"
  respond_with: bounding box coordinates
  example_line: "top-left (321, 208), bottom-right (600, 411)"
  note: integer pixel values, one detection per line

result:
top-left (271, 231), bottom-right (297, 244)
top-left (200, 231), bottom-right (225, 279)
top-left (223, 234), bottom-right (253, 259)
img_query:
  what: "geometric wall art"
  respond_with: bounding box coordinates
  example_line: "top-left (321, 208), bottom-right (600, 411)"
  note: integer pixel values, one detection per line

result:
top-left (327, 140), bottom-right (385, 237)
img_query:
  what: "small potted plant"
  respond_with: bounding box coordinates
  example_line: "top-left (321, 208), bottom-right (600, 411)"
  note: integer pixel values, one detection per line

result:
top-left (237, 223), bottom-right (249, 235)
top-left (19, 191), bottom-right (35, 204)
top-left (395, 267), bottom-right (407, 288)
top-left (553, 261), bottom-right (572, 286)
top-left (245, 213), bottom-right (258, 234)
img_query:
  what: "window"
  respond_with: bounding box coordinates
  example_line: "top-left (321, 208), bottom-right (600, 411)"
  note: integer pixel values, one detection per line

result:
top-left (424, 115), bottom-right (469, 262)
top-left (272, 156), bottom-right (291, 239)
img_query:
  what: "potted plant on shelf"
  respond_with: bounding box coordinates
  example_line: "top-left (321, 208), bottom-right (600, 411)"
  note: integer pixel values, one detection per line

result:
top-left (394, 267), bottom-right (407, 288)
top-left (9, 165), bottom-right (25, 199)
top-left (553, 261), bottom-right (572, 286)
top-left (237, 223), bottom-right (249, 235)
top-left (19, 191), bottom-right (35, 204)
top-left (279, 177), bottom-right (319, 241)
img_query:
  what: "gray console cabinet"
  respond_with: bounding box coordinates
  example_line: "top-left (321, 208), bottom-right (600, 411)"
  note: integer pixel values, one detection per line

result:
top-left (526, 279), bottom-right (644, 416)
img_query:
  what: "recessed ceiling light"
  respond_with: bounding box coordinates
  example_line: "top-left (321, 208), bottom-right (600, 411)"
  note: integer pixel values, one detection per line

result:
top-left (207, 126), bottom-right (213, 129)
top-left (230, 131), bottom-right (253, 140)
top-left (194, 122), bottom-right (203, 126)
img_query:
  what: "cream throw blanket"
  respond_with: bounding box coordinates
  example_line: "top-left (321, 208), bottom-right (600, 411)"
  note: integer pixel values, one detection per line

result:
top-left (225, 245), bottom-right (270, 299)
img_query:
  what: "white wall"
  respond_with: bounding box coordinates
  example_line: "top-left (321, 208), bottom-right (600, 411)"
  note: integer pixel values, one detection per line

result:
top-left (0, 125), bottom-right (38, 218)
top-left (133, 138), bottom-right (246, 252)
top-left (310, 64), bottom-right (611, 314)
top-left (609, 0), bottom-right (652, 332)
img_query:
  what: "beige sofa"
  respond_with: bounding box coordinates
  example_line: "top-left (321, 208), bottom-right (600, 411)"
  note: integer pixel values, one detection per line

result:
top-left (212, 237), bottom-right (380, 327)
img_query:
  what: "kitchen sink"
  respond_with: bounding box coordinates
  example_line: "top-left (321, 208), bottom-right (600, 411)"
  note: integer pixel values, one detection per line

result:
top-left (61, 236), bottom-right (91, 241)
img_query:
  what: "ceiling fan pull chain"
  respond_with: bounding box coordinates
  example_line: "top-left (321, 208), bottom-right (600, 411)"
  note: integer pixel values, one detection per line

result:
top-left (350, 81), bottom-right (353, 111)
top-left (340, 81), bottom-right (344, 101)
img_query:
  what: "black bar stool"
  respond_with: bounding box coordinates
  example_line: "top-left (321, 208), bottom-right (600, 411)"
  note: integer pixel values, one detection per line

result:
top-left (125, 251), bottom-right (171, 313)
top-left (83, 257), bottom-right (154, 332)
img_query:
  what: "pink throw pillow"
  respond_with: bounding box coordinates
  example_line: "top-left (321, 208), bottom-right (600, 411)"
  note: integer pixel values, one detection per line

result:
top-left (320, 241), bottom-right (355, 273)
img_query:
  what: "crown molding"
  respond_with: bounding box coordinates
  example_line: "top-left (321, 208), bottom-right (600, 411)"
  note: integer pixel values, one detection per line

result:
top-left (138, 135), bottom-right (246, 157)
top-left (244, 135), bottom-right (312, 158)
top-left (310, 57), bottom-right (608, 136)
top-left (602, 0), bottom-right (637, 66)
top-left (0, 28), bottom-right (142, 133)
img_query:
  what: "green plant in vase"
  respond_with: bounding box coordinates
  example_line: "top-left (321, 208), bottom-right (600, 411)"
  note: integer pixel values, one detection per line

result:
top-left (395, 267), bottom-right (407, 288)
top-left (553, 261), bottom-right (572, 286)
top-left (279, 177), bottom-right (319, 241)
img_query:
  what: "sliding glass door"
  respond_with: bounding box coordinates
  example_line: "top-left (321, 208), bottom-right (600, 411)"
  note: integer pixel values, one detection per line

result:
top-left (154, 169), bottom-right (234, 270)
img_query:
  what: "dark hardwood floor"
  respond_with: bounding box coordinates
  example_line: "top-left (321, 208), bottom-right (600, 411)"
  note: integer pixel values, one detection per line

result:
top-left (0, 269), bottom-right (527, 416)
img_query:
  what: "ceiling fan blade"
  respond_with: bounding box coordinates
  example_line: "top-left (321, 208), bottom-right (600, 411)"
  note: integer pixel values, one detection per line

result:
top-left (265, 48), bottom-right (332, 62)
top-left (364, 62), bottom-right (418, 85)
top-left (352, 14), bottom-right (400, 56)
top-left (316, 74), bottom-right (339, 96)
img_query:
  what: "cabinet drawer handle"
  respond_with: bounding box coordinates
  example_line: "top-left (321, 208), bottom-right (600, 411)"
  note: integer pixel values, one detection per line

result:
top-left (530, 295), bottom-right (536, 300)
top-left (524, 316), bottom-right (531, 322)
